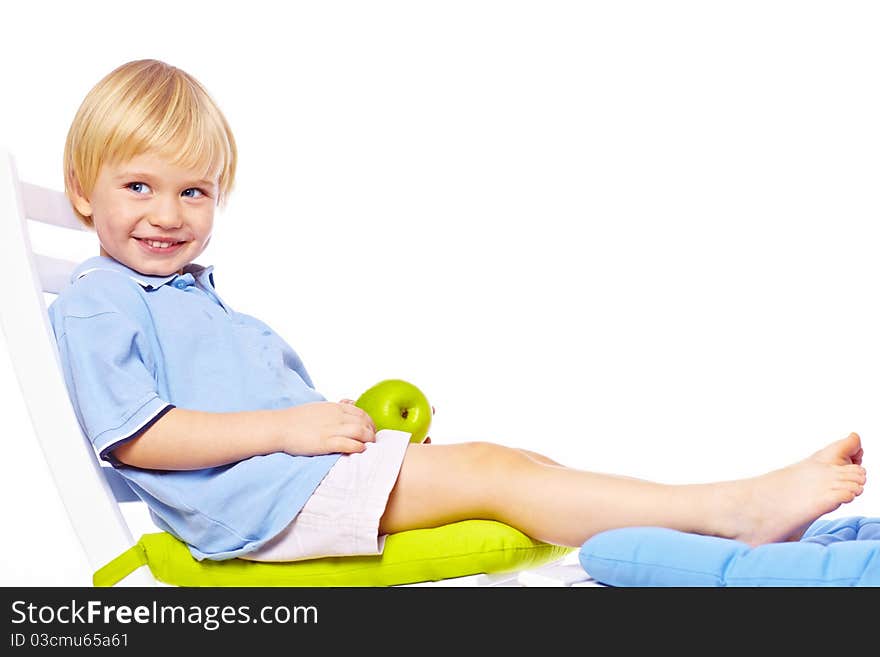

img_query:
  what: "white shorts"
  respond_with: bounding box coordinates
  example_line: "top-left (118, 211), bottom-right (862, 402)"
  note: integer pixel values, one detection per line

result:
top-left (241, 430), bottom-right (411, 562)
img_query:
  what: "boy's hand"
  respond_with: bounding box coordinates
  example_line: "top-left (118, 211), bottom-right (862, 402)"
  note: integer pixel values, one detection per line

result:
top-left (280, 401), bottom-right (377, 456)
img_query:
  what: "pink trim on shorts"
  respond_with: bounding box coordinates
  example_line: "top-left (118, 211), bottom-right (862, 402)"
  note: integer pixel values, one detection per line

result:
top-left (241, 430), bottom-right (411, 562)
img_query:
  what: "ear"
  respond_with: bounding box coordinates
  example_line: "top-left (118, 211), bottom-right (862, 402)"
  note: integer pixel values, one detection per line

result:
top-left (69, 176), bottom-right (93, 218)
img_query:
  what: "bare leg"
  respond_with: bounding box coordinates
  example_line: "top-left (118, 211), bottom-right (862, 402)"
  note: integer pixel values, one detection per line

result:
top-left (379, 433), bottom-right (866, 548)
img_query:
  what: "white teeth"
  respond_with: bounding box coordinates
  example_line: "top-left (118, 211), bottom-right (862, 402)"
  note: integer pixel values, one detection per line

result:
top-left (145, 240), bottom-right (175, 249)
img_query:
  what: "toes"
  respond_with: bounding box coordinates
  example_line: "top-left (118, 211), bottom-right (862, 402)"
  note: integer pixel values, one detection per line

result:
top-left (852, 447), bottom-right (864, 466)
top-left (834, 480), bottom-right (864, 502)
top-left (835, 463), bottom-right (867, 485)
top-left (844, 432), bottom-right (863, 458)
top-left (814, 432), bottom-right (862, 464)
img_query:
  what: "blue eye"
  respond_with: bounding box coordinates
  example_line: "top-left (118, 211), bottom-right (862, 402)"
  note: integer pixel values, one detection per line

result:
top-left (127, 182), bottom-right (152, 194)
top-left (182, 188), bottom-right (205, 198)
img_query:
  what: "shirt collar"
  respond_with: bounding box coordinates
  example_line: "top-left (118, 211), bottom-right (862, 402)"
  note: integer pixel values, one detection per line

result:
top-left (71, 256), bottom-right (216, 292)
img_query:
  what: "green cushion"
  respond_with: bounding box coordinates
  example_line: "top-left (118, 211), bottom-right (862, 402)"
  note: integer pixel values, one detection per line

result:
top-left (94, 519), bottom-right (571, 587)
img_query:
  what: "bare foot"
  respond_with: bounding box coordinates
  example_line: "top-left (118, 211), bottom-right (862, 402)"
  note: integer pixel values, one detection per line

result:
top-left (719, 432), bottom-right (866, 547)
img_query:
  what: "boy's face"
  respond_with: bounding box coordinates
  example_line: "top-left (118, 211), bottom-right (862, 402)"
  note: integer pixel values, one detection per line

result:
top-left (71, 152), bottom-right (219, 276)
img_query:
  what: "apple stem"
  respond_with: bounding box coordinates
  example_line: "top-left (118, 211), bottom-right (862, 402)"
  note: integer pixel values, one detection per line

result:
top-left (401, 409), bottom-right (409, 419)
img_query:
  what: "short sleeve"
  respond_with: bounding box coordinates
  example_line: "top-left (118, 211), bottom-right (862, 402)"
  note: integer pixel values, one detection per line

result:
top-left (54, 310), bottom-right (173, 465)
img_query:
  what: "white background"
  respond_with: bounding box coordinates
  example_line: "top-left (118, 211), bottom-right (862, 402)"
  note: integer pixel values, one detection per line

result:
top-left (1, 1), bottom-right (879, 586)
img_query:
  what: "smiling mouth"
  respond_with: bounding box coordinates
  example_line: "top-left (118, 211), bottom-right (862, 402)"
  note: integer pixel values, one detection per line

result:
top-left (134, 237), bottom-right (187, 253)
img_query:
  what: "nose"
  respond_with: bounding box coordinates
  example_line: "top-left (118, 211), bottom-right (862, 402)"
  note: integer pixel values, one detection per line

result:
top-left (147, 196), bottom-right (184, 230)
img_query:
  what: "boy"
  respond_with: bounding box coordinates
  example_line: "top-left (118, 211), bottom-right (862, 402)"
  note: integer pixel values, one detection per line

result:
top-left (50, 59), bottom-right (868, 562)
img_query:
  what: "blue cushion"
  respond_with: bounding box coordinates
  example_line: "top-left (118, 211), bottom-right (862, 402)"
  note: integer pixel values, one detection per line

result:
top-left (578, 516), bottom-right (880, 587)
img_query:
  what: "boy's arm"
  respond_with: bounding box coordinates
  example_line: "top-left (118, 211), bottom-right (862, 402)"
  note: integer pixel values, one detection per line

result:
top-left (112, 402), bottom-right (377, 470)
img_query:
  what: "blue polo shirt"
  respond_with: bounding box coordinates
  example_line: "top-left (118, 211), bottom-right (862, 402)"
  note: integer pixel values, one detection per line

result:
top-left (48, 256), bottom-right (340, 560)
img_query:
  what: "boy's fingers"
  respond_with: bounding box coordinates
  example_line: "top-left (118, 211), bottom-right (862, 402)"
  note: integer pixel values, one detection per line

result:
top-left (340, 402), bottom-right (364, 415)
top-left (330, 437), bottom-right (368, 454)
top-left (340, 404), bottom-right (376, 432)
top-left (339, 422), bottom-right (376, 443)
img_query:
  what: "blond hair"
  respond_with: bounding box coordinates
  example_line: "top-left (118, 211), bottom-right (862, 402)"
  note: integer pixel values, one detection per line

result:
top-left (63, 59), bottom-right (237, 227)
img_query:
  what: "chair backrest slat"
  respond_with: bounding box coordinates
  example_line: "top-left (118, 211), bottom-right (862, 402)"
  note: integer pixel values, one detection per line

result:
top-left (21, 181), bottom-right (85, 230)
top-left (34, 253), bottom-right (79, 295)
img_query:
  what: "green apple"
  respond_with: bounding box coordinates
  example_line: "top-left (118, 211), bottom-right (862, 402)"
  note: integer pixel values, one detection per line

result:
top-left (355, 379), bottom-right (433, 444)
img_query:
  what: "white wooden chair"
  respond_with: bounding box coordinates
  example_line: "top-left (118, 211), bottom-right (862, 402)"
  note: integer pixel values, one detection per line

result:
top-left (0, 147), bottom-right (593, 588)
top-left (0, 148), bottom-right (155, 585)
